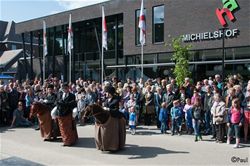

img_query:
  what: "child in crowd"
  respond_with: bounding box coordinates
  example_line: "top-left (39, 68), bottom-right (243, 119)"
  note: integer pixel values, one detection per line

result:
top-left (227, 98), bottom-right (244, 148)
top-left (171, 100), bottom-right (182, 135)
top-left (192, 97), bottom-right (203, 142)
top-left (183, 98), bottom-right (193, 134)
top-left (129, 107), bottom-right (136, 135)
top-left (159, 102), bottom-right (168, 134)
top-left (127, 94), bottom-right (136, 135)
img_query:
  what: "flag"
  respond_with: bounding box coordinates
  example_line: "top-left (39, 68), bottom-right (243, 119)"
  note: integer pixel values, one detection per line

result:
top-left (43, 20), bottom-right (47, 56)
top-left (138, 0), bottom-right (146, 45)
top-left (68, 14), bottom-right (73, 55)
top-left (102, 6), bottom-right (108, 50)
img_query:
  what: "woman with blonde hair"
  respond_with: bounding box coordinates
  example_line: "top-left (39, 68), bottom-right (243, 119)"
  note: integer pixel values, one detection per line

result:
top-left (144, 85), bottom-right (155, 125)
top-left (211, 93), bottom-right (227, 143)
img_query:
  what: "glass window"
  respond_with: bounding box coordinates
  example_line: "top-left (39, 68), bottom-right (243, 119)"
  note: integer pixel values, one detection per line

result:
top-left (11, 44), bottom-right (16, 50)
top-left (55, 26), bottom-right (63, 56)
top-left (135, 9), bottom-right (146, 46)
top-left (153, 5), bottom-right (164, 43)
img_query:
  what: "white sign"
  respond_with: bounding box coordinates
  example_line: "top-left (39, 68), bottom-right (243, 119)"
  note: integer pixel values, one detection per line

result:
top-left (182, 28), bottom-right (239, 42)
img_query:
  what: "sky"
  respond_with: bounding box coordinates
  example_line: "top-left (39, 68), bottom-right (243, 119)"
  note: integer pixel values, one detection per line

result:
top-left (0, 0), bottom-right (109, 23)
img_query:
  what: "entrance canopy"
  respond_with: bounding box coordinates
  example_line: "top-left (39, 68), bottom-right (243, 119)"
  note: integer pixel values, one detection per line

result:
top-left (0, 49), bottom-right (23, 72)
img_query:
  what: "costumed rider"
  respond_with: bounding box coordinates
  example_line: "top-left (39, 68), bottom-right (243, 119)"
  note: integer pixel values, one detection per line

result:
top-left (53, 83), bottom-right (78, 146)
top-left (96, 85), bottom-right (126, 151)
top-left (103, 86), bottom-right (124, 119)
top-left (43, 84), bottom-right (57, 109)
top-left (51, 84), bottom-right (78, 120)
top-left (42, 84), bottom-right (60, 139)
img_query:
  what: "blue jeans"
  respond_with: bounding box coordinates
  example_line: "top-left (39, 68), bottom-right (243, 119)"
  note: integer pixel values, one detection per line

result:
top-left (204, 111), bottom-right (211, 134)
top-left (186, 117), bottom-right (193, 129)
top-left (193, 119), bottom-right (201, 136)
top-left (155, 106), bottom-right (161, 128)
top-left (160, 120), bottom-right (167, 133)
top-left (171, 118), bottom-right (181, 134)
top-left (228, 124), bottom-right (241, 138)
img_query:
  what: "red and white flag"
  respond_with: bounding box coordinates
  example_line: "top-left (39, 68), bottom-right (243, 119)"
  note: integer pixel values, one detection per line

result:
top-left (102, 6), bottom-right (108, 50)
top-left (138, 0), bottom-right (146, 45)
top-left (68, 14), bottom-right (73, 55)
top-left (43, 20), bottom-right (47, 56)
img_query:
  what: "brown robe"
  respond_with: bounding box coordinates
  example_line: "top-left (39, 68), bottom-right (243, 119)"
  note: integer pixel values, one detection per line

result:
top-left (57, 114), bottom-right (78, 146)
top-left (37, 110), bottom-right (53, 140)
top-left (95, 116), bottom-right (126, 151)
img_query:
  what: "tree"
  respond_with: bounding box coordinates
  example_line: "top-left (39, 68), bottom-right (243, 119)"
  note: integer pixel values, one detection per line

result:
top-left (171, 37), bottom-right (191, 86)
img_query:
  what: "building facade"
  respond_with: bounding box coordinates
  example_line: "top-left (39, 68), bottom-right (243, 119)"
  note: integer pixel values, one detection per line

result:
top-left (16, 0), bottom-right (250, 82)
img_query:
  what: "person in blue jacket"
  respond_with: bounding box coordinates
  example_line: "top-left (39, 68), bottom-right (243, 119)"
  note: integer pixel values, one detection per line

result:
top-left (159, 102), bottom-right (168, 134)
top-left (171, 100), bottom-right (182, 135)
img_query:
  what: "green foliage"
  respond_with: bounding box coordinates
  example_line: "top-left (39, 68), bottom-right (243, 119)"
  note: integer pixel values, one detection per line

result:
top-left (171, 37), bottom-right (191, 86)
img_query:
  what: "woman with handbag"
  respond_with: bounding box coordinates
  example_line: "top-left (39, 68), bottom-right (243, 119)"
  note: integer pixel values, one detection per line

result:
top-left (211, 93), bottom-right (227, 143)
top-left (144, 85), bottom-right (155, 126)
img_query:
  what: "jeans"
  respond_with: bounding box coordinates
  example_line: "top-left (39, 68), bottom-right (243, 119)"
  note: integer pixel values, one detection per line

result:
top-left (228, 124), bottom-right (241, 139)
top-left (155, 106), bottom-right (161, 128)
top-left (204, 111), bottom-right (211, 134)
top-left (186, 117), bottom-right (193, 129)
top-left (160, 120), bottom-right (167, 133)
top-left (171, 118), bottom-right (181, 134)
top-left (193, 119), bottom-right (201, 136)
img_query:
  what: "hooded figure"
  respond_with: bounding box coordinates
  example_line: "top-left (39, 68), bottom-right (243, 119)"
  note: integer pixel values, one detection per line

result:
top-left (95, 86), bottom-right (126, 151)
top-left (103, 86), bottom-right (123, 119)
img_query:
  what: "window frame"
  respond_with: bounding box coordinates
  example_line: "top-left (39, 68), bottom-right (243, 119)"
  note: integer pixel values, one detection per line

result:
top-left (152, 5), bottom-right (165, 44)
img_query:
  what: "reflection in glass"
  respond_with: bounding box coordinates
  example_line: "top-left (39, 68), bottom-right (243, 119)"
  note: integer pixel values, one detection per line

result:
top-left (153, 5), bottom-right (164, 43)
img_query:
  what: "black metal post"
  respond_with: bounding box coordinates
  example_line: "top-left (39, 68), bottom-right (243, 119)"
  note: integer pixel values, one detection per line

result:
top-left (115, 15), bottom-right (119, 79)
top-left (220, 27), bottom-right (228, 84)
top-left (84, 54), bottom-right (86, 80)
top-left (156, 53), bottom-right (159, 77)
top-left (30, 31), bottom-right (33, 80)
top-left (72, 28), bottom-right (76, 82)
top-left (52, 27), bottom-right (56, 77)
top-left (21, 33), bottom-right (27, 79)
top-left (38, 31), bottom-right (43, 83)
top-left (48, 30), bottom-right (51, 76)
top-left (125, 56), bottom-right (128, 81)
top-left (93, 22), bottom-right (102, 83)
top-left (62, 25), bottom-right (67, 82)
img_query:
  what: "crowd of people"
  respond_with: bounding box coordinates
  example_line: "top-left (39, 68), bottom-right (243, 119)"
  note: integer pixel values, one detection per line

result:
top-left (0, 73), bottom-right (250, 148)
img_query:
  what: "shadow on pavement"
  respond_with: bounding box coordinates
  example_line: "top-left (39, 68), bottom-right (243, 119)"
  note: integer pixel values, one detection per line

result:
top-left (110, 144), bottom-right (189, 159)
top-left (73, 137), bottom-right (96, 148)
top-left (0, 126), bottom-right (23, 133)
top-left (132, 131), bottom-right (161, 135)
top-left (0, 156), bottom-right (44, 166)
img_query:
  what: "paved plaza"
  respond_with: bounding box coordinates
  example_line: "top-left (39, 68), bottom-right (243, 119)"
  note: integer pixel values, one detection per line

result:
top-left (0, 125), bottom-right (249, 166)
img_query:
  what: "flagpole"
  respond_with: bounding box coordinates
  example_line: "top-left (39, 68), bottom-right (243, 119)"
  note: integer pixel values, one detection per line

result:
top-left (101, 43), bottom-right (104, 84)
top-left (69, 49), bottom-right (72, 83)
top-left (139, 0), bottom-right (145, 79)
top-left (68, 14), bottom-right (72, 83)
top-left (141, 44), bottom-right (143, 78)
top-left (101, 6), bottom-right (103, 84)
top-left (43, 53), bottom-right (45, 84)
top-left (43, 20), bottom-right (46, 84)
top-left (101, 6), bottom-right (105, 85)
